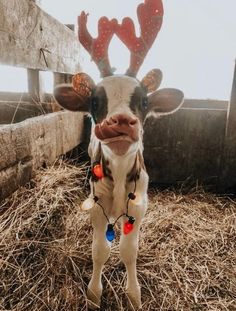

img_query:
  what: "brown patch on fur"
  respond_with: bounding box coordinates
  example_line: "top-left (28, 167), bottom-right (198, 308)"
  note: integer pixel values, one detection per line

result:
top-left (101, 157), bottom-right (113, 181)
top-left (91, 86), bottom-right (108, 124)
top-left (129, 86), bottom-right (148, 123)
top-left (127, 150), bottom-right (146, 182)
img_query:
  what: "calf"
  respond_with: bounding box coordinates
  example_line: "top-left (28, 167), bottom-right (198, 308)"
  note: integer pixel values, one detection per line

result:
top-left (54, 0), bottom-right (184, 309)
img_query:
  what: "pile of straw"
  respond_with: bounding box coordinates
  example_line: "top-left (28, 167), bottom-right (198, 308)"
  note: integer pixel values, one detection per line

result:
top-left (0, 161), bottom-right (235, 311)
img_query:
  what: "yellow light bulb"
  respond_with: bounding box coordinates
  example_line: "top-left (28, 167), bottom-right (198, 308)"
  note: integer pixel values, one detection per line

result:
top-left (81, 197), bottom-right (95, 211)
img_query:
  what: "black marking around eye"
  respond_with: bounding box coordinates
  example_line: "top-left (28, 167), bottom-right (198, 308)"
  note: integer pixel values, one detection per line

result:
top-left (129, 86), bottom-right (148, 122)
top-left (90, 86), bottom-right (108, 124)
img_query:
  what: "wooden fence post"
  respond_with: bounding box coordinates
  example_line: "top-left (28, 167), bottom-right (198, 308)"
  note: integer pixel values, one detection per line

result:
top-left (27, 69), bottom-right (44, 103)
top-left (28, 0), bottom-right (43, 103)
top-left (220, 61), bottom-right (236, 191)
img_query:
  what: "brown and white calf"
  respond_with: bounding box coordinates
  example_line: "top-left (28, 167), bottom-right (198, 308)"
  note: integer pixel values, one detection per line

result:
top-left (54, 0), bottom-right (184, 309)
top-left (54, 71), bottom-right (183, 309)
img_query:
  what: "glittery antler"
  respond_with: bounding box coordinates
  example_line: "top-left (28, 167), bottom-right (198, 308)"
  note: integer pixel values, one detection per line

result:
top-left (78, 11), bottom-right (117, 77)
top-left (116, 0), bottom-right (164, 77)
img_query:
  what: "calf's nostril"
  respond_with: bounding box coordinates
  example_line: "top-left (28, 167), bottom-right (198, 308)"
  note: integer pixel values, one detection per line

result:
top-left (129, 118), bottom-right (138, 126)
top-left (111, 117), bottom-right (119, 124)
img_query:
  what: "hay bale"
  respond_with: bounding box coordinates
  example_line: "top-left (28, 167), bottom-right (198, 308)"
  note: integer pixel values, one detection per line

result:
top-left (0, 161), bottom-right (235, 310)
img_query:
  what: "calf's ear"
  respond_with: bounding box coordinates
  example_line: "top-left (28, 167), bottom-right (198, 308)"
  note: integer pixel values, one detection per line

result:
top-left (141, 69), bottom-right (163, 93)
top-left (146, 88), bottom-right (184, 117)
top-left (54, 84), bottom-right (89, 111)
top-left (53, 73), bottom-right (95, 112)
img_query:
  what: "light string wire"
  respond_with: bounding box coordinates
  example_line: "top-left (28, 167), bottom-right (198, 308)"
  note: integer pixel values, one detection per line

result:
top-left (126, 177), bottom-right (137, 218)
top-left (92, 175), bottom-right (138, 227)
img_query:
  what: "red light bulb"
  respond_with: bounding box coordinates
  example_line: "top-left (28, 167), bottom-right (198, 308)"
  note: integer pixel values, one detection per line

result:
top-left (92, 164), bottom-right (104, 179)
top-left (123, 217), bottom-right (135, 235)
top-left (124, 221), bottom-right (134, 235)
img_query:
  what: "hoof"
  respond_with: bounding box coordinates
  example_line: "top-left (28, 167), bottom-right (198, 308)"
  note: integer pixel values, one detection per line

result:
top-left (87, 299), bottom-right (100, 310)
top-left (127, 288), bottom-right (142, 311)
top-left (87, 287), bottom-right (101, 310)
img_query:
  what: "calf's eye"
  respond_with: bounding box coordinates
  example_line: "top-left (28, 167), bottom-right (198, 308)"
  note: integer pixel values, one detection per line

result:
top-left (91, 97), bottom-right (99, 112)
top-left (142, 98), bottom-right (148, 110)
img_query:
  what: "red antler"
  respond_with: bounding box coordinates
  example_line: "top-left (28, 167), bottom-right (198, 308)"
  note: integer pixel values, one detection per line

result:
top-left (116, 0), bottom-right (164, 77)
top-left (78, 12), bottom-right (117, 77)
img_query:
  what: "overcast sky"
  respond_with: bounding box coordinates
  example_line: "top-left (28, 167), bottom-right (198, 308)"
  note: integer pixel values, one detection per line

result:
top-left (0, 0), bottom-right (235, 100)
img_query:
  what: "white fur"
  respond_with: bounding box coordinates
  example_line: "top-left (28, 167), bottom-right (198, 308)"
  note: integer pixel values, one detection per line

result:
top-left (98, 75), bottom-right (140, 118)
top-left (86, 76), bottom-right (148, 310)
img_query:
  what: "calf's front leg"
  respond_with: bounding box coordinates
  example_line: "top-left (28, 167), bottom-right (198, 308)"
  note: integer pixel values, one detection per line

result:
top-left (119, 219), bottom-right (142, 310)
top-left (87, 208), bottom-right (111, 309)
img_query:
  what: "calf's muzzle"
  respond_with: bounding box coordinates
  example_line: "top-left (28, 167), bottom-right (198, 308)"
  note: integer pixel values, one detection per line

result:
top-left (94, 114), bottom-right (140, 156)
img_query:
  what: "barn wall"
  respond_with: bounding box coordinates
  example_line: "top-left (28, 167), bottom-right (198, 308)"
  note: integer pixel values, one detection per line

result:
top-left (144, 107), bottom-right (227, 188)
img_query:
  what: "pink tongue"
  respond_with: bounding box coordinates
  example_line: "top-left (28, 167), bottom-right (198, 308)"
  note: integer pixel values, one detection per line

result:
top-left (94, 123), bottom-right (138, 141)
top-left (95, 124), bottom-right (121, 140)
top-left (94, 122), bottom-right (139, 155)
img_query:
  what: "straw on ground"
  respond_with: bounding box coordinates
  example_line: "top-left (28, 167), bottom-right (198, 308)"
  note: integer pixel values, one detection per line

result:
top-left (0, 161), bottom-right (235, 311)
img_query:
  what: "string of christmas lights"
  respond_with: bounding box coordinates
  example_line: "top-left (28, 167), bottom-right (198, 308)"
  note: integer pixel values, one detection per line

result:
top-left (88, 162), bottom-right (139, 242)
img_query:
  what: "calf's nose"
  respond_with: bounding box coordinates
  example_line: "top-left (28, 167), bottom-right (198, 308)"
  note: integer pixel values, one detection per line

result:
top-left (107, 114), bottom-right (138, 126)
top-left (95, 114), bottom-right (139, 141)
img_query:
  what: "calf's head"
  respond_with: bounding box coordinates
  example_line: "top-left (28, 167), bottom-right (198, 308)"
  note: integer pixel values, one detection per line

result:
top-left (54, 0), bottom-right (184, 157)
top-left (54, 70), bottom-right (184, 156)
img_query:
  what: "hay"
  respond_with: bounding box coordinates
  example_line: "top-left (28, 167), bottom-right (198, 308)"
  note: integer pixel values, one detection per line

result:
top-left (0, 161), bottom-right (235, 311)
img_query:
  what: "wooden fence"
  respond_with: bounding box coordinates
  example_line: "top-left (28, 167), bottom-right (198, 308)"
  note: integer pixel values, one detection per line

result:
top-left (0, 0), bottom-right (235, 200)
top-left (0, 0), bottom-right (85, 199)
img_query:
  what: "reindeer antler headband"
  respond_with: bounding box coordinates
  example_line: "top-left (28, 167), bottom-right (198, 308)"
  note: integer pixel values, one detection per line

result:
top-left (78, 0), bottom-right (164, 78)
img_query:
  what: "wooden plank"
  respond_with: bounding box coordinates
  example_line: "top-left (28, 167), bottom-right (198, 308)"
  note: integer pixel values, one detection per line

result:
top-left (54, 72), bottom-right (73, 86)
top-left (0, 161), bottom-right (33, 200)
top-left (0, 111), bottom-right (85, 199)
top-left (53, 24), bottom-right (75, 87)
top-left (144, 108), bottom-right (227, 189)
top-left (0, 92), bottom-right (53, 102)
top-left (0, 0), bottom-right (81, 73)
top-left (220, 62), bottom-right (236, 190)
top-left (53, 25), bottom-right (74, 87)
top-left (0, 101), bottom-right (54, 124)
top-left (182, 99), bottom-right (228, 110)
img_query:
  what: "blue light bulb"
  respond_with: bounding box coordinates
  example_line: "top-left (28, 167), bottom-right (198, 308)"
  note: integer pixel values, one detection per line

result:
top-left (106, 224), bottom-right (115, 242)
